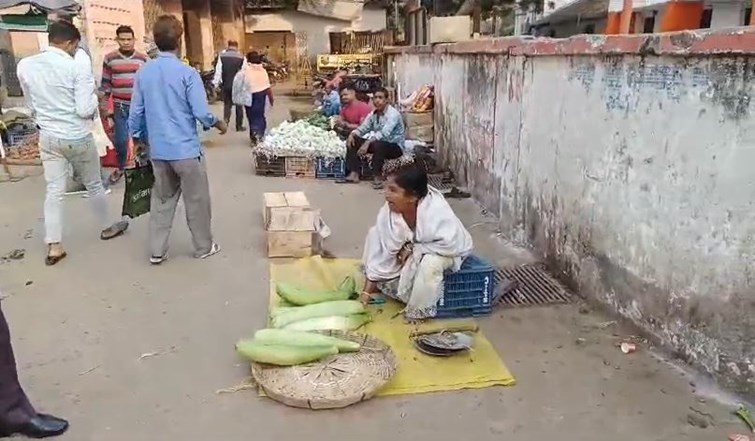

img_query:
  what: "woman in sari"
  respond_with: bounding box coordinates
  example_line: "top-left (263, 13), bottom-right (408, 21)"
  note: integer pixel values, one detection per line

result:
top-left (242, 51), bottom-right (274, 143)
top-left (360, 166), bottom-right (474, 320)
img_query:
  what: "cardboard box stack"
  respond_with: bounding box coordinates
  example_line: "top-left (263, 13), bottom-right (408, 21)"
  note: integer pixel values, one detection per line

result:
top-left (263, 192), bottom-right (319, 258)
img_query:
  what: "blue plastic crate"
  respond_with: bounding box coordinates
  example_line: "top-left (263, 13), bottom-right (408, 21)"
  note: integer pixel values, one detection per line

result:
top-left (436, 255), bottom-right (496, 318)
top-left (315, 157), bottom-right (345, 179)
top-left (6, 127), bottom-right (37, 148)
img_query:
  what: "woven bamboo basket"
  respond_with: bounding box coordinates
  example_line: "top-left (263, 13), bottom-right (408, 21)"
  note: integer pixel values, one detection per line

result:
top-left (251, 330), bottom-right (397, 409)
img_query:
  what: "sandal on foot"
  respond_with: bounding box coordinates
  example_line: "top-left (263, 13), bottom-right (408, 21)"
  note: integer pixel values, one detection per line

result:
top-left (45, 252), bottom-right (67, 266)
top-left (100, 221), bottom-right (129, 241)
top-left (108, 170), bottom-right (124, 185)
top-left (335, 178), bottom-right (359, 184)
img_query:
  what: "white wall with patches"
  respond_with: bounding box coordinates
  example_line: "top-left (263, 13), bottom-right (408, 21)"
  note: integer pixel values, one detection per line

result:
top-left (387, 47), bottom-right (755, 400)
top-left (245, 7), bottom-right (387, 57)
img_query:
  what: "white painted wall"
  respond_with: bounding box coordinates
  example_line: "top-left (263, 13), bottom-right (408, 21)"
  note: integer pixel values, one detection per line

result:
top-left (709, 2), bottom-right (746, 28)
top-left (246, 7), bottom-right (386, 56)
top-left (542, 0), bottom-right (574, 16)
top-left (388, 44), bottom-right (755, 400)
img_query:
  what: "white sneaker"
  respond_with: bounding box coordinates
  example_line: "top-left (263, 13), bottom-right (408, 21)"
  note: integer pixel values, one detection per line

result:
top-left (196, 243), bottom-right (220, 259)
top-left (150, 253), bottom-right (168, 265)
top-left (81, 188), bottom-right (112, 198)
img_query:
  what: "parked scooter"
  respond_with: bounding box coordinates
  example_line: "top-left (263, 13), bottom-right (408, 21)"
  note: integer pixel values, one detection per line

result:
top-left (200, 69), bottom-right (218, 103)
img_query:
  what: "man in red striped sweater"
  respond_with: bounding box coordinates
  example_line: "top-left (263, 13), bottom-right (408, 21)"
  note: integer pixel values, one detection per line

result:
top-left (100, 25), bottom-right (148, 184)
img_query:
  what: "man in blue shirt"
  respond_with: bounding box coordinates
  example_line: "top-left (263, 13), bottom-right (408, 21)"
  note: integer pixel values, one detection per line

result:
top-left (339, 87), bottom-right (405, 189)
top-left (129, 15), bottom-right (227, 265)
top-left (321, 84), bottom-right (341, 117)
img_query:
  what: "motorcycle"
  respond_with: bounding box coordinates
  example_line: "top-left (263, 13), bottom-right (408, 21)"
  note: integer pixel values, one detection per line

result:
top-left (200, 69), bottom-right (218, 104)
top-left (264, 61), bottom-right (290, 84)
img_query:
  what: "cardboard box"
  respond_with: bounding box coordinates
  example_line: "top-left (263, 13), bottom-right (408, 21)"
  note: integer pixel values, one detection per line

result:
top-left (263, 191), bottom-right (317, 258)
top-left (404, 111), bottom-right (433, 129)
top-left (407, 125), bottom-right (434, 143)
top-left (267, 231), bottom-right (319, 258)
top-left (263, 191), bottom-right (311, 229)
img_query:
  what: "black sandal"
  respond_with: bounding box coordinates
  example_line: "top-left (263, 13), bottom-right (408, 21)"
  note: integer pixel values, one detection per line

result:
top-left (335, 179), bottom-right (359, 184)
top-left (45, 252), bottom-right (67, 266)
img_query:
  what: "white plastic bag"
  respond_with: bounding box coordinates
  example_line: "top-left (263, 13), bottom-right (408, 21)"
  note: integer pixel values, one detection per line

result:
top-left (91, 114), bottom-right (110, 158)
top-left (231, 70), bottom-right (251, 107)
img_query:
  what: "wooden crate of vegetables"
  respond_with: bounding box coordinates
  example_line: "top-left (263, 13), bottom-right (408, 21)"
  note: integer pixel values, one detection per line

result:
top-left (284, 156), bottom-right (316, 179)
top-left (263, 191), bottom-right (318, 258)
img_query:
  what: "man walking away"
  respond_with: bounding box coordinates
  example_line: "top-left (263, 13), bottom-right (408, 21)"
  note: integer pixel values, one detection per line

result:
top-left (0, 301), bottom-right (68, 438)
top-left (129, 15), bottom-right (227, 265)
top-left (212, 40), bottom-right (245, 132)
top-left (101, 25), bottom-right (148, 184)
top-left (17, 21), bottom-right (128, 266)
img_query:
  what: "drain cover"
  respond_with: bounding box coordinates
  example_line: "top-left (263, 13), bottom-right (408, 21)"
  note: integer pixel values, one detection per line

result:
top-left (495, 264), bottom-right (574, 307)
top-left (428, 173), bottom-right (454, 191)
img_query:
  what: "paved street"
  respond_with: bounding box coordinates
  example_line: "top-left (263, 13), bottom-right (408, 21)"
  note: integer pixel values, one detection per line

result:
top-left (0, 94), bottom-right (744, 440)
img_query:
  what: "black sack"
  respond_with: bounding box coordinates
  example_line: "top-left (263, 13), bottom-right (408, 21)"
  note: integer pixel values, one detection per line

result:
top-left (121, 164), bottom-right (154, 219)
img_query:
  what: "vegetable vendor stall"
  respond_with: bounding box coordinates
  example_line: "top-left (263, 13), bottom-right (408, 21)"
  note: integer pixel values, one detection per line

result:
top-left (252, 118), bottom-right (347, 179)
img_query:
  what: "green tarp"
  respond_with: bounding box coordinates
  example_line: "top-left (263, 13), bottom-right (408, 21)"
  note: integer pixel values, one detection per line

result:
top-left (0, 14), bottom-right (47, 31)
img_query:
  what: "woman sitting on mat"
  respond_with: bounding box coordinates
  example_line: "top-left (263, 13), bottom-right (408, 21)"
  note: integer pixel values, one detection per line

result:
top-left (359, 166), bottom-right (473, 320)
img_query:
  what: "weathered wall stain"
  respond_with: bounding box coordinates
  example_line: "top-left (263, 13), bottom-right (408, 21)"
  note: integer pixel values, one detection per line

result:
top-left (387, 30), bottom-right (755, 401)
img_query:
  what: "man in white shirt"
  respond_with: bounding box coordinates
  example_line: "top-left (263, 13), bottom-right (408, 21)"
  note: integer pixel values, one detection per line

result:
top-left (17, 20), bottom-right (127, 266)
top-left (46, 10), bottom-right (112, 196)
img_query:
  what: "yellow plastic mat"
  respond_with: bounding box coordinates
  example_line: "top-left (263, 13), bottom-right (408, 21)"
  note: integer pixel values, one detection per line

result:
top-left (269, 256), bottom-right (516, 396)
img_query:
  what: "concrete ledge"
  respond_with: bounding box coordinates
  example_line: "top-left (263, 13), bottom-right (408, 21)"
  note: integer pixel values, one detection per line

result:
top-left (385, 27), bottom-right (755, 57)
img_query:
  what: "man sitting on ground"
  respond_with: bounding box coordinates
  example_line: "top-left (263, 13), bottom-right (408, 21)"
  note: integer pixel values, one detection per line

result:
top-left (338, 87), bottom-right (406, 189)
top-left (321, 83), bottom-right (341, 117)
top-left (333, 83), bottom-right (371, 139)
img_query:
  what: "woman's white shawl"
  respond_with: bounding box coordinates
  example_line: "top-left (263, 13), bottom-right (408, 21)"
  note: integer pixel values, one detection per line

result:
top-left (363, 186), bottom-right (473, 285)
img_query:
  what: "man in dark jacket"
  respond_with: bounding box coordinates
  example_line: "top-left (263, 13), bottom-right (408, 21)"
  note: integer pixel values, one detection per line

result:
top-left (0, 300), bottom-right (68, 438)
top-left (212, 40), bottom-right (245, 132)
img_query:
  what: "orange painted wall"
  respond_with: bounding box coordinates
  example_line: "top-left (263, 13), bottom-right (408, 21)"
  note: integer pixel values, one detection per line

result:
top-left (659, 1), bottom-right (705, 31)
top-left (605, 13), bottom-right (621, 34)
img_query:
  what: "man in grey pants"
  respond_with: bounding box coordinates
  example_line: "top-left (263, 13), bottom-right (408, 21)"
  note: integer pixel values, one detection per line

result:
top-left (129, 15), bottom-right (227, 264)
top-left (17, 20), bottom-right (128, 266)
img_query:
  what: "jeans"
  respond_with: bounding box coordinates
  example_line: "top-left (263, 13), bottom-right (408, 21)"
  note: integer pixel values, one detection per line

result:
top-left (113, 102), bottom-right (130, 171)
top-left (345, 136), bottom-right (403, 178)
top-left (40, 133), bottom-right (110, 244)
top-left (149, 156), bottom-right (213, 257)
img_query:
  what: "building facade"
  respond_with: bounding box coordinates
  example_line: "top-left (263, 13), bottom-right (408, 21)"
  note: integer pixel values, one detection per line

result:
top-left (529, 0), bottom-right (753, 37)
top-left (244, 0), bottom-right (387, 62)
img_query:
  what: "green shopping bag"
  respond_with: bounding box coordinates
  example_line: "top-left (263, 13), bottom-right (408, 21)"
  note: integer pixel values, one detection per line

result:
top-left (121, 164), bottom-right (154, 219)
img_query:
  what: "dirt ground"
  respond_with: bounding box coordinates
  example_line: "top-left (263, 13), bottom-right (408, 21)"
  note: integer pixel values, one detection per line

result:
top-left (0, 93), bottom-right (748, 441)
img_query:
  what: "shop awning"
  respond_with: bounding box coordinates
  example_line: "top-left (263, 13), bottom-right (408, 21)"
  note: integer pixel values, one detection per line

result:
top-left (0, 13), bottom-right (47, 31)
top-left (0, 0), bottom-right (79, 13)
top-left (533, 0), bottom-right (609, 25)
top-left (297, 0), bottom-right (364, 21)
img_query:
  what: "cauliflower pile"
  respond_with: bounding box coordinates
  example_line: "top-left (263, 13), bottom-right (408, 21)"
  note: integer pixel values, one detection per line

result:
top-left (255, 120), bottom-right (345, 159)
